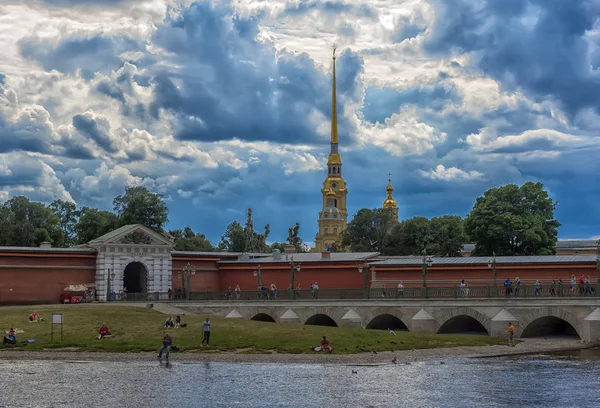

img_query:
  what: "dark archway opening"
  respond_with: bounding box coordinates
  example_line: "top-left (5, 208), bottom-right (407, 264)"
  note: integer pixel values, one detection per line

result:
top-left (366, 314), bottom-right (409, 331)
top-left (438, 315), bottom-right (489, 335)
top-left (123, 262), bottom-right (148, 293)
top-left (305, 314), bottom-right (338, 327)
top-left (251, 313), bottom-right (276, 322)
top-left (521, 317), bottom-right (580, 339)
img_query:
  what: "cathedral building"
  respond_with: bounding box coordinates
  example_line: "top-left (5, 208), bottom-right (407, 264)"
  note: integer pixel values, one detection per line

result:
top-left (314, 47), bottom-right (348, 252)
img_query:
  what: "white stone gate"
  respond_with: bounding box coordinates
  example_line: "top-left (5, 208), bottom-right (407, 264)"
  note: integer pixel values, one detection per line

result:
top-left (88, 224), bottom-right (174, 300)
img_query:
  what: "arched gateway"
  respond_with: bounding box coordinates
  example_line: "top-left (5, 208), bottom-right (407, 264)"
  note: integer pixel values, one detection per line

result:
top-left (123, 262), bottom-right (148, 293)
top-left (87, 224), bottom-right (175, 300)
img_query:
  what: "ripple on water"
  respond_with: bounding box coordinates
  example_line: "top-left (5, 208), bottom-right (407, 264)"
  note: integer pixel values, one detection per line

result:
top-left (0, 358), bottom-right (600, 408)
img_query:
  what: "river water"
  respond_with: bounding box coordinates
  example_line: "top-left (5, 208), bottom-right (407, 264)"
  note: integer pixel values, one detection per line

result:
top-left (1, 350), bottom-right (600, 408)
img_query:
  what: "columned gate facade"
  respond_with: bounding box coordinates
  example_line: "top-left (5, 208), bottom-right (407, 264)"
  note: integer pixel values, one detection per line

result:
top-left (88, 225), bottom-right (174, 300)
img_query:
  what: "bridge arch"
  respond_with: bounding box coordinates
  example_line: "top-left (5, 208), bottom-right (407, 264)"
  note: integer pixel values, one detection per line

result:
top-left (305, 314), bottom-right (338, 327)
top-left (251, 313), bottom-right (276, 322)
top-left (437, 307), bottom-right (490, 335)
top-left (519, 308), bottom-right (581, 339)
top-left (366, 314), bottom-right (409, 331)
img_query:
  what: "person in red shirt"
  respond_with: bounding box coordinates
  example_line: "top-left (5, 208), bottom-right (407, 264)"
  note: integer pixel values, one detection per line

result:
top-left (98, 323), bottom-right (111, 339)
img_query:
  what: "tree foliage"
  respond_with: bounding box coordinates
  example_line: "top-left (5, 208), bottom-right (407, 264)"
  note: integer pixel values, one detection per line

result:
top-left (341, 208), bottom-right (395, 253)
top-left (169, 226), bottom-right (215, 251)
top-left (218, 209), bottom-right (271, 253)
top-left (113, 186), bottom-right (169, 232)
top-left (0, 196), bottom-right (64, 247)
top-left (74, 207), bottom-right (121, 244)
top-left (465, 182), bottom-right (560, 256)
top-left (50, 199), bottom-right (78, 246)
top-left (218, 221), bottom-right (246, 252)
top-left (384, 215), bottom-right (467, 256)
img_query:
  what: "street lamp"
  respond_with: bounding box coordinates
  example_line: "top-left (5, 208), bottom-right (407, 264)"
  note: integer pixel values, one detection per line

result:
top-left (596, 243), bottom-right (599, 292)
top-left (253, 264), bottom-right (262, 288)
top-left (488, 252), bottom-right (497, 290)
top-left (289, 257), bottom-right (301, 299)
top-left (358, 263), bottom-right (370, 298)
top-left (106, 269), bottom-right (115, 302)
top-left (180, 263), bottom-right (196, 301)
top-left (422, 251), bottom-right (433, 298)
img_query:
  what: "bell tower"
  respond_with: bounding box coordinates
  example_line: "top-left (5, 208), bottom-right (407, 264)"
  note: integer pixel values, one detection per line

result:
top-left (314, 46), bottom-right (348, 252)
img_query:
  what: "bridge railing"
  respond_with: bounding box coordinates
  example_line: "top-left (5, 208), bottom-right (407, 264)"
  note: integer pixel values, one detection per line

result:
top-left (106, 284), bottom-right (599, 302)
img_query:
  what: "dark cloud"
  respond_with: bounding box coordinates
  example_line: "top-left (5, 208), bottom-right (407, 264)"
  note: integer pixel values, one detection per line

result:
top-left (363, 84), bottom-right (461, 123)
top-left (0, 73), bottom-right (5, 84)
top-left (0, 114), bottom-right (53, 155)
top-left (18, 35), bottom-right (140, 80)
top-left (95, 80), bottom-right (126, 104)
top-left (72, 114), bottom-right (118, 153)
top-left (392, 15), bottom-right (426, 43)
top-left (148, 1), bottom-right (364, 145)
top-left (424, 0), bottom-right (600, 120)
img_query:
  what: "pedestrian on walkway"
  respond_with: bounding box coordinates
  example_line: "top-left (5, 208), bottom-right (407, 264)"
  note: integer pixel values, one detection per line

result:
top-left (201, 317), bottom-right (211, 347)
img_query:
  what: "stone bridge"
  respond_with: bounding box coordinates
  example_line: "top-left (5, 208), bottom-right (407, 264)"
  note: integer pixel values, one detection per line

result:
top-left (174, 299), bottom-right (600, 343)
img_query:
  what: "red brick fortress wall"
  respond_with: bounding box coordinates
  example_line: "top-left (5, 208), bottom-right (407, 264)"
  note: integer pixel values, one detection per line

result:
top-left (0, 249), bottom-right (97, 304)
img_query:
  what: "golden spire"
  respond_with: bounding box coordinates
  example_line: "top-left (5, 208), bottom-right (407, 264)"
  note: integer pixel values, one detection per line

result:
top-left (330, 45), bottom-right (338, 145)
top-left (383, 172), bottom-right (398, 209)
top-left (327, 45), bottom-right (341, 166)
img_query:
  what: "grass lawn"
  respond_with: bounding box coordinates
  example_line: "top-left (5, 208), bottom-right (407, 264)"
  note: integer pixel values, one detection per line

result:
top-left (0, 305), bottom-right (506, 354)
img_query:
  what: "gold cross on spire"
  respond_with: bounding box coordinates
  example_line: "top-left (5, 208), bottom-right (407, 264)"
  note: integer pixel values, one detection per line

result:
top-left (332, 44), bottom-right (337, 60)
top-left (388, 172), bottom-right (392, 184)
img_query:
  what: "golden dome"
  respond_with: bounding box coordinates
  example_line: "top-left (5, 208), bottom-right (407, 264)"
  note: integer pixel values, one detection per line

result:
top-left (383, 173), bottom-right (398, 209)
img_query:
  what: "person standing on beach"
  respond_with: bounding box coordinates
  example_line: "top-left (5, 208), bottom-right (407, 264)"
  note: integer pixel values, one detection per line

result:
top-left (158, 332), bottom-right (172, 360)
top-left (201, 317), bottom-right (211, 347)
top-left (507, 322), bottom-right (515, 347)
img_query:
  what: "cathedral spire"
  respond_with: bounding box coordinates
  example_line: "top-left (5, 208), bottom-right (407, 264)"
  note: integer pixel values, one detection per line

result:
top-left (327, 45), bottom-right (341, 167)
top-left (330, 45), bottom-right (338, 148)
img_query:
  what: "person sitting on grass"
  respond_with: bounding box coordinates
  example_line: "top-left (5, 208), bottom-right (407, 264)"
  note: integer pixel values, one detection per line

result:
top-left (320, 336), bottom-right (333, 353)
top-left (164, 317), bottom-right (175, 328)
top-left (97, 323), bottom-right (112, 339)
top-left (3, 328), bottom-right (17, 345)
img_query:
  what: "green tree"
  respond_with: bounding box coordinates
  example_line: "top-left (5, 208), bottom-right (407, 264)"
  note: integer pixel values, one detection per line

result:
top-left (50, 199), bottom-right (78, 246)
top-left (428, 216), bottom-right (467, 257)
top-left (169, 226), bottom-right (215, 251)
top-left (341, 208), bottom-right (395, 253)
top-left (286, 222), bottom-right (306, 252)
top-left (219, 209), bottom-right (271, 253)
top-left (113, 186), bottom-right (169, 232)
top-left (384, 216), bottom-right (467, 256)
top-left (74, 207), bottom-right (121, 244)
top-left (0, 196), bottom-right (63, 247)
top-left (384, 216), bottom-right (430, 256)
top-left (465, 182), bottom-right (560, 256)
top-left (0, 204), bottom-right (14, 246)
top-left (218, 221), bottom-right (246, 252)
top-left (270, 242), bottom-right (287, 252)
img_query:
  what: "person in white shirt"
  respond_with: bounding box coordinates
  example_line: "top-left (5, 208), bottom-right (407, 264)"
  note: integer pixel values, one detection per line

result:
top-left (397, 281), bottom-right (404, 297)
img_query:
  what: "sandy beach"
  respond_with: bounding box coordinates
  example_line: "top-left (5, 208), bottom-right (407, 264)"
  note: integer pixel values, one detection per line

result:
top-left (0, 338), bottom-right (587, 364)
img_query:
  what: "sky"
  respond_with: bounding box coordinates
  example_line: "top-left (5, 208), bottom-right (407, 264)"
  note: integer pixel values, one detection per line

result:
top-left (0, 0), bottom-right (599, 246)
